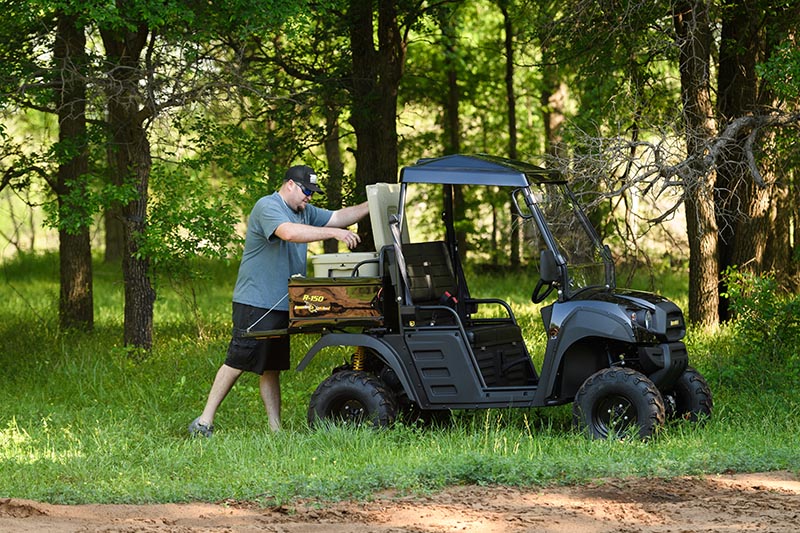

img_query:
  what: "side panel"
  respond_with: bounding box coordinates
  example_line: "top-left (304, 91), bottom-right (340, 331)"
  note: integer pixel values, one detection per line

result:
top-left (296, 329), bottom-right (542, 410)
top-left (402, 328), bottom-right (486, 407)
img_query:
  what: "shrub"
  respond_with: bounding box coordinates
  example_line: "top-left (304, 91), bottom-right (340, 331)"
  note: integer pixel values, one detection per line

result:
top-left (721, 267), bottom-right (800, 388)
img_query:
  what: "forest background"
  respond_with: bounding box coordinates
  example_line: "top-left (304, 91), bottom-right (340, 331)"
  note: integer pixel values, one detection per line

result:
top-left (1, 0), bottom-right (800, 507)
top-left (0, 0), bottom-right (798, 349)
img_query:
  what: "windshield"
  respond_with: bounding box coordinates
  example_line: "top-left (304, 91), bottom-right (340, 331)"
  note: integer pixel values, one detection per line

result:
top-left (524, 182), bottom-right (613, 297)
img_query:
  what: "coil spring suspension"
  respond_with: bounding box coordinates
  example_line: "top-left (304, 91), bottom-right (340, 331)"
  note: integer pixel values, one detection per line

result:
top-left (351, 347), bottom-right (366, 371)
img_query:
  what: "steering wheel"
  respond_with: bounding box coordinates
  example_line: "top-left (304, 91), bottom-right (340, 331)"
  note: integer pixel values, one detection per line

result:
top-left (531, 278), bottom-right (555, 304)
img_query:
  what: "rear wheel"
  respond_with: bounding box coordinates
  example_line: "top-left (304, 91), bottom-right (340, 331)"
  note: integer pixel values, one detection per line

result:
top-left (308, 370), bottom-right (398, 428)
top-left (573, 367), bottom-right (665, 439)
top-left (662, 367), bottom-right (713, 422)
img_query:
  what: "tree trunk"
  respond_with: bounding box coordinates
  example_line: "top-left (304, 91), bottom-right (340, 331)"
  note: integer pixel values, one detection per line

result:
top-left (674, 1), bottom-right (719, 325)
top-left (347, 0), bottom-right (403, 252)
top-left (104, 209), bottom-right (126, 264)
top-left (500, 3), bottom-right (521, 266)
top-left (439, 6), bottom-right (467, 260)
top-left (777, 175), bottom-right (800, 291)
top-left (761, 3), bottom-right (799, 288)
top-left (323, 102), bottom-right (344, 254)
top-left (715, 0), bottom-right (759, 319)
top-left (765, 177), bottom-right (794, 286)
top-left (117, 120), bottom-right (154, 350)
top-left (730, 173), bottom-right (772, 270)
top-left (101, 22), bottom-right (155, 350)
top-left (59, 227), bottom-right (93, 330)
top-left (540, 66), bottom-right (566, 160)
top-left (54, 13), bottom-right (93, 331)
top-left (104, 140), bottom-right (126, 264)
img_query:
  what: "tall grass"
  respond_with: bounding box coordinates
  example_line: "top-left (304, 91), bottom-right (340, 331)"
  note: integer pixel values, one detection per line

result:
top-left (0, 254), bottom-right (798, 505)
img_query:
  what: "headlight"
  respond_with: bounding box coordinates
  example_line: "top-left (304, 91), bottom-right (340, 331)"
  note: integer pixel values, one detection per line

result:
top-left (631, 309), bottom-right (653, 330)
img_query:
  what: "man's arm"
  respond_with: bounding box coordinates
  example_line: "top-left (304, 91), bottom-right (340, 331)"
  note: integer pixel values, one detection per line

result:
top-left (274, 200), bottom-right (369, 249)
top-left (273, 223), bottom-right (358, 248)
top-left (326, 201), bottom-right (369, 228)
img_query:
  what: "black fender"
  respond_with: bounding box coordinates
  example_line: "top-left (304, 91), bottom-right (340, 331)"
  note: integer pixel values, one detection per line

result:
top-left (296, 333), bottom-right (417, 401)
top-left (536, 303), bottom-right (635, 403)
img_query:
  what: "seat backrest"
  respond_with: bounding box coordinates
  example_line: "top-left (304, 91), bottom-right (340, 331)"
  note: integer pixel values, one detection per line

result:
top-left (402, 241), bottom-right (457, 305)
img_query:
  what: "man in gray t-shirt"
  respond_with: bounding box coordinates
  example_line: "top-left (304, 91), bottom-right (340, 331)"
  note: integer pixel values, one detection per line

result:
top-left (189, 165), bottom-right (369, 436)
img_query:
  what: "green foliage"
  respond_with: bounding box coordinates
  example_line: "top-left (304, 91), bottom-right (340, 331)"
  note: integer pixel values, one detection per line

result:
top-left (181, 115), bottom-right (299, 205)
top-left (756, 41), bottom-right (800, 99)
top-left (719, 267), bottom-right (800, 389)
top-left (530, 0), bottom-right (679, 136)
top-left (141, 161), bottom-right (241, 276)
top-left (400, 0), bottom-right (525, 160)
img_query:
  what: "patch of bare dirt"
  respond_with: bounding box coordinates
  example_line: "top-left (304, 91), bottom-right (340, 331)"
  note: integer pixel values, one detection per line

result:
top-left (1, 471), bottom-right (799, 532)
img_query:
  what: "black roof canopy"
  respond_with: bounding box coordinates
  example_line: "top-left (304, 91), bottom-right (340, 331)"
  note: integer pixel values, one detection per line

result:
top-left (399, 154), bottom-right (563, 187)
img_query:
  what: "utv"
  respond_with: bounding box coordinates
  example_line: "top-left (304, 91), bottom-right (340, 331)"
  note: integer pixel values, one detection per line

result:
top-left (252, 154), bottom-right (712, 439)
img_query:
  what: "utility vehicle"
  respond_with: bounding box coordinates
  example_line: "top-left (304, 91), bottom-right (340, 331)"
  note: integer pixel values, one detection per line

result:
top-left (251, 154), bottom-right (712, 439)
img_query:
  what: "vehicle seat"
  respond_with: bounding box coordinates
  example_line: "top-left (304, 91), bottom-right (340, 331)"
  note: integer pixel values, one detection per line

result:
top-left (469, 323), bottom-right (538, 386)
top-left (402, 241), bottom-right (458, 305)
top-left (368, 183), bottom-right (409, 249)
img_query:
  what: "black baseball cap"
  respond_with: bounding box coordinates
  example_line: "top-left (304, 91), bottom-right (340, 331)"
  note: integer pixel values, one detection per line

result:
top-left (284, 165), bottom-right (323, 194)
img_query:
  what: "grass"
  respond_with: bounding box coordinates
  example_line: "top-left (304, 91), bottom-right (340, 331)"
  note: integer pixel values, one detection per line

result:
top-left (0, 253), bottom-right (798, 505)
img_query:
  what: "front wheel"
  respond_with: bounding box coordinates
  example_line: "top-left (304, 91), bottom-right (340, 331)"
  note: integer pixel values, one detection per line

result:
top-left (573, 367), bottom-right (665, 439)
top-left (662, 367), bottom-right (713, 422)
top-left (308, 370), bottom-right (398, 429)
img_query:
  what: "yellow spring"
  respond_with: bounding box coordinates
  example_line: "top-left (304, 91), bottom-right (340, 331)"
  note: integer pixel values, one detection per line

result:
top-left (351, 347), bottom-right (366, 371)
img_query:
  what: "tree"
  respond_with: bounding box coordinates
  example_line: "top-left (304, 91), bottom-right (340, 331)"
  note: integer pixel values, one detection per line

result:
top-left (98, 8), bottom-right (155, 348)
top-left (346, 0), bottom-right (404, 250)
top-left (673, 0), bottom-right (720, 325)
top-left (498, 0), bottom-right (522, 266)
top-left (436, 3), bottom-right (469, 258)
top-left (322, 99), bottom-right (347, 254)
top-left (716, 0), bottom-right (800, 318)
top-left (54, 11), bottom-right (93, 330)
top-left (0, 2), bottom-right (95, 330)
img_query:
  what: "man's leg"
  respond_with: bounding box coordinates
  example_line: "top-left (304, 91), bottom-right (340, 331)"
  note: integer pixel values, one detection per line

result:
top-left (260, 370), bottom-right (281, 432)
top-left (198, 363), bottom-right (243, 427)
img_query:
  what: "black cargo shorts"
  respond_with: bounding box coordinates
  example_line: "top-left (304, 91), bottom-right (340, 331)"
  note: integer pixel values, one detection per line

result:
top-left (224, 303), bottom-right (290, 374)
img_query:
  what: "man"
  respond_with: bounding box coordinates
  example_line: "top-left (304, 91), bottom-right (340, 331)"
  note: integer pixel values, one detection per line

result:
top-left (189, 164), bottom-right (369, 436)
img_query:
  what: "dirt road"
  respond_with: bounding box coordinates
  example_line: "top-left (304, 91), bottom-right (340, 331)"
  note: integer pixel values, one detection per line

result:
top-left (2, 471), bottom-right (799, 532)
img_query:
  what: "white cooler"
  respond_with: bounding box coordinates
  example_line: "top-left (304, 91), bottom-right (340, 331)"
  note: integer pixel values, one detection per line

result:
top-left (310, 252), bottom-right (379, 278)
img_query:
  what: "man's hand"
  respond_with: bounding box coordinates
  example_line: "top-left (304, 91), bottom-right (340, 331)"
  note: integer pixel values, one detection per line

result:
top-left (334, 228), bottom-right (361, 250)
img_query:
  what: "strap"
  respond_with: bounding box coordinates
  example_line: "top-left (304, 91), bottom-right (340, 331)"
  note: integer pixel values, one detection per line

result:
top-left (245, 293), bottom-right (288, 333)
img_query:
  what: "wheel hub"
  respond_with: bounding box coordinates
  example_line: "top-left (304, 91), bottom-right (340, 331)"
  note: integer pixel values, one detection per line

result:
top-left (595, 394), bottom-right (635, 434)
top-left (336, 399), bottom-right (366, 423)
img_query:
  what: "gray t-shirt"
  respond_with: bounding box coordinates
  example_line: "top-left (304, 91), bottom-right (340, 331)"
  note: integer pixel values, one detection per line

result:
top-left (232, 191), bottom-right (332, 310)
